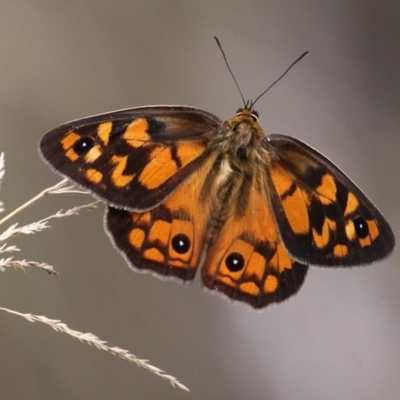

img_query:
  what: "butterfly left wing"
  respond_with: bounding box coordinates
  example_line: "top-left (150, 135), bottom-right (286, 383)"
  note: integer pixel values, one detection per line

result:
top-left (266, 134), bottom-right (395, 266)
top-left (201, 178), bottom-right (308, 309)
top-left (39, 106), bottom-right (222, 210)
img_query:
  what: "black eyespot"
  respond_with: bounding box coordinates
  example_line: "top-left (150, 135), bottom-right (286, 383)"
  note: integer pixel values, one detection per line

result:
top-left (250, 110), bottom-right (259, 122)
top-left (353, 216), bottom-right (369, 239)
top-left (171, 233), bottom-right (191, 254)
top-left (73, 136), bottom-right (95, 155)
top-left (225, 252), bottom-right (245, 272)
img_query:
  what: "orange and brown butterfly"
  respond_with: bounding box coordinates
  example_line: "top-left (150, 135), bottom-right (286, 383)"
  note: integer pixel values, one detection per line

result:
top-left (39, 42), bottom-right (395, 309)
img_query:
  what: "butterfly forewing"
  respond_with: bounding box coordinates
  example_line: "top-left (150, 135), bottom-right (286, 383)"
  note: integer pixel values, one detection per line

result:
top-left (267, 134), bottom-right (395, 267)
top-left (39, 106), bottom-right (222, 210)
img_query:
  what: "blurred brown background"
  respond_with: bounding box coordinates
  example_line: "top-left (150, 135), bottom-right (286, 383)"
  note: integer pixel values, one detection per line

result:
top-left (0, 1), bottom-right (399, 399)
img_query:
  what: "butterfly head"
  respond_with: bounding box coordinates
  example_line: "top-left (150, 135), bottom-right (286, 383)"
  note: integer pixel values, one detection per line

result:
top-left (236, 104), bottom-right (259, 122)
top-left (230, 105), bottom-right (263, 146)
top-left (206, 104), bottom-right (268, 175)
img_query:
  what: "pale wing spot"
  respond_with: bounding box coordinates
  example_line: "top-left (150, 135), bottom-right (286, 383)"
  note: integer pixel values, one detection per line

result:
top-left (345, 220), bottom-right (356, 240)
top-left (84, 145), bottom-right (103, 163)
top-left (264, 275), bottom-right (278, 293)
top-left (97, 122), bottom-right (113, 146)
top-left (333, 244), bottom-right (348, 258)
top-left (62, 132), bottom-right (80, 161)
top-left (359, 236), bottom-right (372, 247)
top-left (61, 131), bottom-right (80, 150)
top-left (367, 219), bottom-right (379, 241)
top-left (85, 168), bottom-right (103, 184)
top-left (239, 281), bottom-right (260, 297)
top-left (312, 218), bottom-right (336, 249)
top-left (316, 174), bottom-right (337, 205)
top-left (123, 119), bottom-right (150, 147)
top-left (312, 227), bottom-right (327, 249)
top-left (111, 155), bottom-right (135, 187)
top-left (129, 228), bottom-right (146, 249)
top-left (65, 149), bottom-right (79, 162)
top-left (344, 192), bottom-right (359, 216)
top-left (143, 247), bottom-right (165, 263)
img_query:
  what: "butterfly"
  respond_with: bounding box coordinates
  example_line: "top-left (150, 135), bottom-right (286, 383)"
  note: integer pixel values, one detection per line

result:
top-left (38, 47), bottom-right (395, 309)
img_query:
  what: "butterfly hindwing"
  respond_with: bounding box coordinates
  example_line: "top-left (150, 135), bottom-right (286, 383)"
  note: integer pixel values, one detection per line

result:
top-left (201, 176), bottom-right (308, 309)
top-left (39, 106), bottom-right (222, 210)
top-left (267, 134), bottom-right (395, 266)
top-left (105, 159), bottom-right (216, 281)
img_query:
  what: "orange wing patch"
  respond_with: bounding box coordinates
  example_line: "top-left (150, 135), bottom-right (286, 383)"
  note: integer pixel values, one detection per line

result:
top-left (61, 131), bottom-right (81, 161)
top-left (85, 168), bottom-right (103, 184)
top-left (270, 165), bottom-right (310, 235)
top-left (111, 155), bottom-right (136, 187)
top-left (97, 122), bottom-right (113, 146)
top-left (138, 147), bottom-right (178, 189)
top-left (123, 118), bottom-right (151, 145)
top-left (315, 173), bottom-right (337, 205)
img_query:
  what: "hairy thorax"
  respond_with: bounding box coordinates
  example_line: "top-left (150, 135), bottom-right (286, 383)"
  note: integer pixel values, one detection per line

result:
top-left (203, 109), bottom-right (272, 242)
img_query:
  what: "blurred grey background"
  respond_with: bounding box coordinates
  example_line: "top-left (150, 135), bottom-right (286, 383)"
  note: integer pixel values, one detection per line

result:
top-left (0, 1), bottom-right (399, 399)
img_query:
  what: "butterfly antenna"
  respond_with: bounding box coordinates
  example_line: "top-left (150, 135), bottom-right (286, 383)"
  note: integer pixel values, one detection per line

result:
top-left (251, 51), bottom-right (309, 107)
top-left (214, 37), bottom-right (246, 107)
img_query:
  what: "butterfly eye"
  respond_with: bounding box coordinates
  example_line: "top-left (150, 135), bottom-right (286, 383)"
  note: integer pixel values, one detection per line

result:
top-left (171, 233), bottom-right (191, 254)
top-left (250, 110), bottom-right (259, 122)
top-left (353, 216), bottom-right (369, 239)
top-left (235, 108), bottom-right (244, 116)
top-left (225, 252), bottom-right (245, 272)
top-left (73, 136), bottom-right (95, 155)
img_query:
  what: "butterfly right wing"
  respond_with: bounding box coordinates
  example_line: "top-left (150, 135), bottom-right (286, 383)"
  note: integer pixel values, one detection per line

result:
top-left (266, 134), bottom-right (395, 267)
